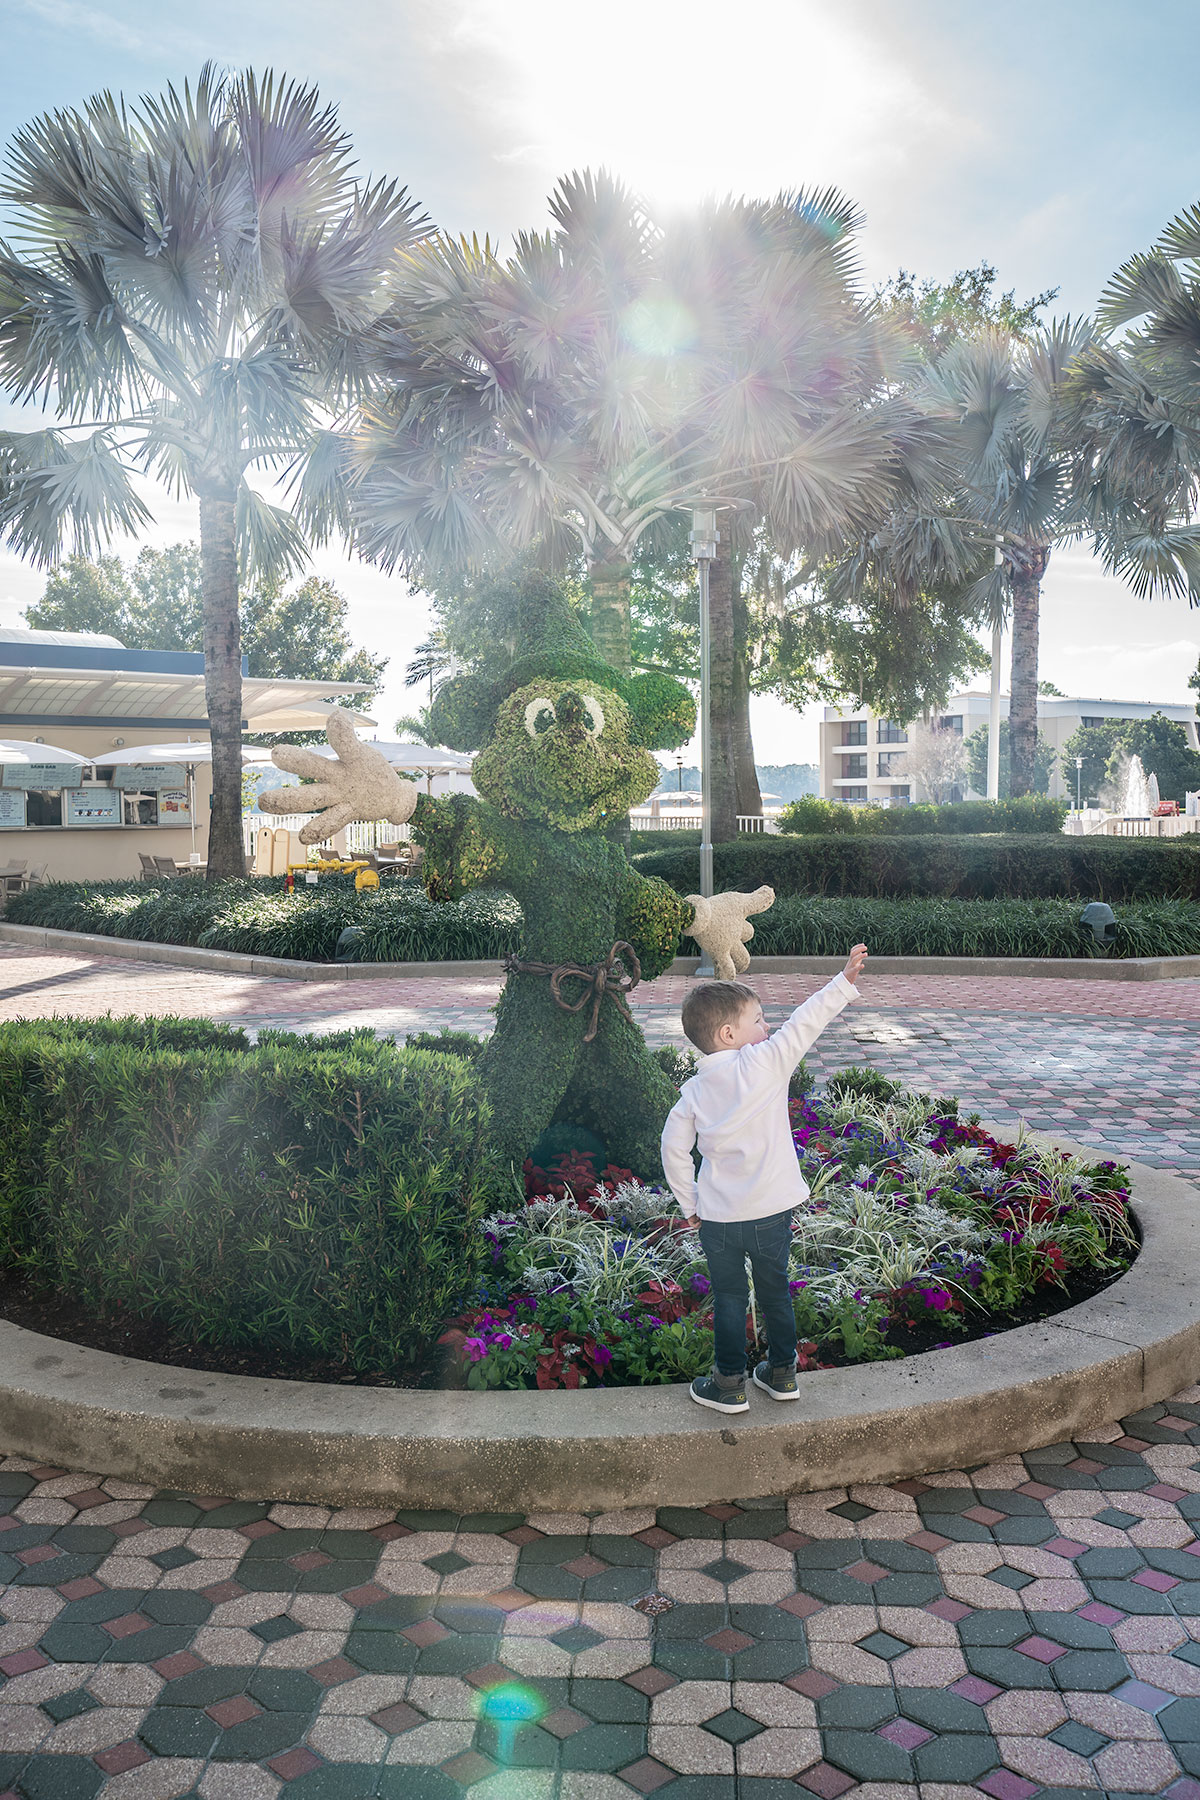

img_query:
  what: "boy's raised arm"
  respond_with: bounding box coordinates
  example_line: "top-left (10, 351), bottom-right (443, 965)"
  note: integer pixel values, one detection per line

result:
top-left (660, 1094), bottom-right (700, 1219)
top-left (750, 944), bottom-right (867, 1083)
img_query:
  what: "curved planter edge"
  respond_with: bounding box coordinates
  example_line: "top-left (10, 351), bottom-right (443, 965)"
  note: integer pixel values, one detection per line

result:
top-left (2, 920), bottom-right (1199, 983)
top-left (1, 1142), bottom-right (1197, 1510)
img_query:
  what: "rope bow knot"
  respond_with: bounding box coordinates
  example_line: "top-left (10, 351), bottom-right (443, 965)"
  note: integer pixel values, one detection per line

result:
top-left (504, 940), bottom-right (642, 1042)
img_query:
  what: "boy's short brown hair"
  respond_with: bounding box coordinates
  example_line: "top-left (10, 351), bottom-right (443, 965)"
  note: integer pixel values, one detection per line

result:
top-left (679, 980), bottom-right (758, 1054)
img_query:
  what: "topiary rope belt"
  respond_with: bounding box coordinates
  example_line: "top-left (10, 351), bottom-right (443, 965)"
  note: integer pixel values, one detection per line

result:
top-left (504, 940), bottom-right (642, 1042)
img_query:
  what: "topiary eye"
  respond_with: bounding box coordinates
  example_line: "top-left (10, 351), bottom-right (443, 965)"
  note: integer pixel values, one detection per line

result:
top-left (524, 697), bottom-right (557, 737)
top-left (581, 697), bottom-right (605, 738)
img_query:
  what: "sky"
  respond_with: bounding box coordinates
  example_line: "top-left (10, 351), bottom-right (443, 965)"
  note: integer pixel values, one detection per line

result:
top-left (1, 0), bottom-right (1199, 764)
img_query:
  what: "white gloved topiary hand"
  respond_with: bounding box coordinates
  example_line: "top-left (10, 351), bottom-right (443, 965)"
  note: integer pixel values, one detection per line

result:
top-left (684, 884), bottom-right (775, 981)
top-left (257, 709), bottom-right (419, 845)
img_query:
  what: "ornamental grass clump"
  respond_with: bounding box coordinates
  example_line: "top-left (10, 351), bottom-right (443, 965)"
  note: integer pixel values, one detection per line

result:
top-left (444, 1080), bottom-right (1136, 1389)
top-left (0, 1016), bottom-right (502, 1374)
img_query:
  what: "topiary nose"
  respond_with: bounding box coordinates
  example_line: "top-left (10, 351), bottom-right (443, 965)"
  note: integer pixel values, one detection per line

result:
top-left (555, 690), bottom-right (586, 729)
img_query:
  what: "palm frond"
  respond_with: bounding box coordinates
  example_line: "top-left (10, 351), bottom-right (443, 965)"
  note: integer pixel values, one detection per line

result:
top-left (236, 479), bottom-right (310, 579)
top-left (0, 427), bottom-right (151, 565)
top-left (1098, 252), bottom-right (1185, 330)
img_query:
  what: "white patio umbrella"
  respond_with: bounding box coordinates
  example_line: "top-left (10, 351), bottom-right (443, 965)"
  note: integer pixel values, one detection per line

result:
top-left (0, 740), bottom-right (91, 766)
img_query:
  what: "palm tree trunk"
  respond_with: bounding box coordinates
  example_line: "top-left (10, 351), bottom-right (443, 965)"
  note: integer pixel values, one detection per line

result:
top-left (1009, 546), bottom-right (1047, 799)
top-left (732, 576), bottom-right (762, 817)
top-left (589, 560), bottom-right (632, 676)
top-left (708, 553), bottom-right (738, 843)
top-left (198, 488), bottom-right (245, 881)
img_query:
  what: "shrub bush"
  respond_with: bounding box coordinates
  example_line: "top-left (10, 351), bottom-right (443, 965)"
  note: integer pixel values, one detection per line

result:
top-left (6, 878), bottom-right (524, 963)
top-left (0, 1017), bottom-right (501, 1374)
top-left (776, 795), bottom-right (1069, 835)
top-left (634, 832), bottom-right (1200, 903)
top-left (745, 895), bottom-right (1200, 959)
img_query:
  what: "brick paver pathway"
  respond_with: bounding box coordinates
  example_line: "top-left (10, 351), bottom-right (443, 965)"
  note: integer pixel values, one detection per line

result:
top-left (3, 946), bottom-right (1197, 1176)
top-left (2, 944), bottom-right (1200, 1794)
top-left (6, 1405), bottom-right (1200, 1798)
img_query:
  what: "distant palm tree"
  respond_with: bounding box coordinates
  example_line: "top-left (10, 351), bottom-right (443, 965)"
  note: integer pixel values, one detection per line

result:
top-left (394, 707), bottom-right (436, 745)
top-left (0, 66), bottom-right (427, 874)
top-left (404, 631), bottom-right (451, 701)
top-left (841, 324), bottom-right (1101, 797)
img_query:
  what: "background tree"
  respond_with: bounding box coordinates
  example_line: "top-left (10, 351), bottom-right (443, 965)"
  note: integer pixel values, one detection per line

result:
top-left (1061, 712), bottom-right (1200, 803)
top-left (404, 631), bottom-right (452, 702)
top-left (874, 262), bottom-right (1058, 362)
top-left (0, 66), bottom-right (427, 875)
top-left (963, 720), bottom-right (1058, 797)
top-left (393, 706), bottom-right (436, 744)
top-left (896, 721), bottom-right (967, 804)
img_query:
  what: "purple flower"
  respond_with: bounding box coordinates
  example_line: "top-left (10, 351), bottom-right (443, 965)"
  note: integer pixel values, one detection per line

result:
top-left (592, 1344), bottom-right (613, 1368)
top-left (463, 1336), bottom-right (489, 1362)
top-left (494, 1334), bottom-right (512, 1349)
top-left (690, 1274), bottom-right (712, 1298)
top-left (917, 1287), bottom-right (952, 1311)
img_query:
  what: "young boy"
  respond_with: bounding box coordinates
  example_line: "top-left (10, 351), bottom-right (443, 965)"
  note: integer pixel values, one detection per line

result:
top-left (661, 945), bottom-right (869, 1413)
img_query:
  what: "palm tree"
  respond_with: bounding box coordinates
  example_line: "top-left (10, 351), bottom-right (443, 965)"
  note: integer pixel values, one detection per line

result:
top-left (354, 169), bottom-right (709, 677)
top-left (0, 66), bottom-right (427, 875)
top-left (355, 176), bottom-right (925, 837)
top-left (393, 706), bottom-right (436, 745)
top-left (1067, 204), bottom-right (1200, 605)
top-left (845, 324), bottom-right (1098, 797)
top-left (404, 630), bottom-right (451, 701)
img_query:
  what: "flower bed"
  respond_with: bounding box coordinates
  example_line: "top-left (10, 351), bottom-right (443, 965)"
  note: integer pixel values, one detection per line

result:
top-left (440, 1073), bottom-right (1137, 1390)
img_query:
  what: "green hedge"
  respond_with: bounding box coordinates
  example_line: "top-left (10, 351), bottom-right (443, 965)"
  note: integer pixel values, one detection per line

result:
top-left (633, 833), bottom-right (1200, 903)
top-left (777, 795), bottom-right (1069, 835)
top-left (5, 878), bottom-right (524, 963)
top-left (0, 1016), bottom-right (500, 1373)
top-left (746, 895), bottom-right (1200, 959)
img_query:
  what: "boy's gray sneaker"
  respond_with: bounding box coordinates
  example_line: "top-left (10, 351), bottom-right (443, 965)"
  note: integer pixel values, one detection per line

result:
top-left (753, 1359), bottom-right (800, 1400)
top-left (690, 1371), bottom-right (749, 1414)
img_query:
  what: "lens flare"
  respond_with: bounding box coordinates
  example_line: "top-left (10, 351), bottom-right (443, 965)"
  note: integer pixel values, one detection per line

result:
top-left (478, 1680), bottom-right (546, 1762)
top-left (621, 295), bottom-right (696, 358)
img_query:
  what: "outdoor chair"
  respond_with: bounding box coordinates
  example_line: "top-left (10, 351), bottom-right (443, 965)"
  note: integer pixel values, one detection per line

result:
top-left (21, 864), bottom-right (47, 891)
top-left (153, 856), bottom-right (179, 878)
top-left (0, 861), bottom-right (27, 899)
top-left (138, 853), bottom-right (158, 880)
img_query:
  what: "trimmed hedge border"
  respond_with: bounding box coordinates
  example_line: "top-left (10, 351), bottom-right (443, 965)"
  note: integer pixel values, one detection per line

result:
top-left (633, 832), bottom-right (1200, 902)
top-left (0, 1140), bottom-right (1194, 1508)
top-left (4, 921), bottom-right (1200, 982)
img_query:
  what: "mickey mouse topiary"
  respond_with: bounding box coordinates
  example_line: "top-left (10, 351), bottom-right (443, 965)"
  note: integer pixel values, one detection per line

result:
top-left (414, 588), bottom-right (769, 1178)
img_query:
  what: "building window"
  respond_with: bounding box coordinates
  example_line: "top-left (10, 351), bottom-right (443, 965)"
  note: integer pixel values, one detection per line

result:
top-left (836, 786), bottom-right (869, 802)
top-left (877, 721), bottom-right (907, 744)
top-left (24, 788), bottom-right (64, 828)
top-left (837, 755), bottom-right (868, 780)
top-left (1080, 716), bottom-right (1116, 729)
top-left (877, 752), bottom-right (906, 777)
top-left (889, 785), bottom-right (911, 802)
top-left (938, 715), bottom-right (964, 735)
top-left (839, 721), bottom-right (867, 746)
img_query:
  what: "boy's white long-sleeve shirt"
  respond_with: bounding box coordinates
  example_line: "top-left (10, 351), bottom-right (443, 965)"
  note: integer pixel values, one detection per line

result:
top-left (660, 972), bottom-right (859, 1222)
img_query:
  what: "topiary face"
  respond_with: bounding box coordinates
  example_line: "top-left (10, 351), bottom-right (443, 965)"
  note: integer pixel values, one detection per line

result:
top-left (472, 679), bottom-right (660, 832)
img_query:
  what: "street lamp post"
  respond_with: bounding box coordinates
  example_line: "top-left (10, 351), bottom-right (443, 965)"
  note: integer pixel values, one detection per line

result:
top-left (1075, 754), bottom-right (1084, 811)
top-left (676, 754), bottom-right (683, 793)
top-left (690, 504), bottom-right (719, 977)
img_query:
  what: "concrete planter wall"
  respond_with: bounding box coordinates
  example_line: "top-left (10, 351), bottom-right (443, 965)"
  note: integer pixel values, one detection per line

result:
top-left (0, 1147), bottom-right (1196, 1511)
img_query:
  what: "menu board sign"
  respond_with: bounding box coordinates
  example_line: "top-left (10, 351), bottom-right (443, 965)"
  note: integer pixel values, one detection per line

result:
top-left (2, 763), bottom-right (83, 789)
top-left (156, 789), bottom-right (192, 826)
top-left (65, 788), bottom-right (121, 826)
top-left (0, 789), bottom-right (25, 829)
top-left (110, 764), bottom-right (188, 789)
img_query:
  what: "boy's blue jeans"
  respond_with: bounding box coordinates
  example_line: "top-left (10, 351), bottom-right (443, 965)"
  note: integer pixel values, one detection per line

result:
top-left (698, 1208), bottom-right (797, 1378)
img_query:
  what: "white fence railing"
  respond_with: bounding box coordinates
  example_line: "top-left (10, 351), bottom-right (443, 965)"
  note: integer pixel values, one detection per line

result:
top-left (1064, 811), bottom-right (1200, 839)
top-left (631, 811), bottom-right (783, 833)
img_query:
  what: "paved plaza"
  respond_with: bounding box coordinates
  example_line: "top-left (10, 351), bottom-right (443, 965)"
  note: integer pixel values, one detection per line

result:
top-left (1, 945), bottom-right (1199, 1797)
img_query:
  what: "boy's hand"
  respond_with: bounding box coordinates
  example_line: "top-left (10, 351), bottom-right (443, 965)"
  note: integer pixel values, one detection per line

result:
top-left (842, 943), bottom-right (868, 985)
top-left (680, 1212), bottom-right (699, 1230)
